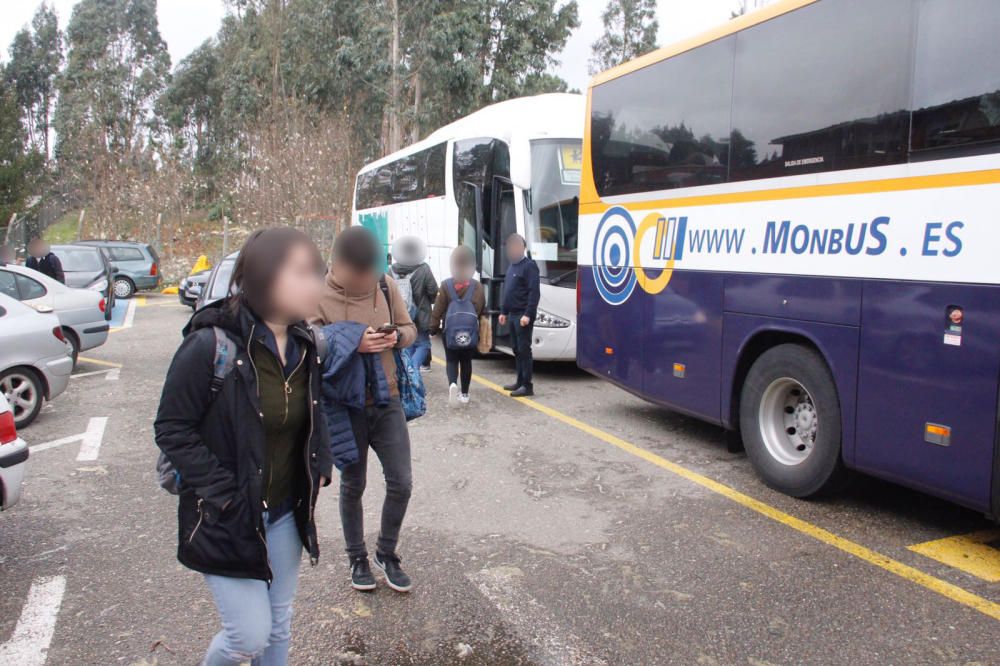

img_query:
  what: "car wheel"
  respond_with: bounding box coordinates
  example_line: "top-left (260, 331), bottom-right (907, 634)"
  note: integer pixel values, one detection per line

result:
top-left (739, 344), bottom-right (846, 498)
top-left (0, 368), bottom-right (44, 429)
top-left (63, 328), bottom-right (80, 367)
top-left (113, 277), bottom-right (135, 299)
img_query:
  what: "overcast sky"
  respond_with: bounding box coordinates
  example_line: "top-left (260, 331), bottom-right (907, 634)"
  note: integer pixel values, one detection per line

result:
top-left (1, 0), bottom-right (740, 90)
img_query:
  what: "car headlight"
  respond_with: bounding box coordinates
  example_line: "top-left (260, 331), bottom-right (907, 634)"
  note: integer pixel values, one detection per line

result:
top-left (88, 278), bottom-right (108, 292)
top-left (534, 309), bottom-right (570, 328)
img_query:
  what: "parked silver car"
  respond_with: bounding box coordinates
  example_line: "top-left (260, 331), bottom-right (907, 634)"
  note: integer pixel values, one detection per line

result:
top-left (179, 268), bottom-right (211, 309)
top-left (0, 263), bottom-right (109, 365)
top-left (0, 293), bottom-right (73, 428)
top-left (0, 393), bottom-right (28, 510)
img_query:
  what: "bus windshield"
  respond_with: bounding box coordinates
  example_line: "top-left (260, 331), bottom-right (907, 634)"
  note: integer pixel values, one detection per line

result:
top-left (525, 139), bottom-right (581, 287)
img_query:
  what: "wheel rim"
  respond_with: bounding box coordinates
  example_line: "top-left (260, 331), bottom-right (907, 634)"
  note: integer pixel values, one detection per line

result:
top-left (1, 373), bottom-right (39, 422)
top-left (114, 279), bottom-right (131, 298)
top-left (758, 377), bottom-right (818, 466)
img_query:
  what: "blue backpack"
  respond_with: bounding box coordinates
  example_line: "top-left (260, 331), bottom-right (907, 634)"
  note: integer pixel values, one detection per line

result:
top-left (443, 279), bottom-right (480, 351)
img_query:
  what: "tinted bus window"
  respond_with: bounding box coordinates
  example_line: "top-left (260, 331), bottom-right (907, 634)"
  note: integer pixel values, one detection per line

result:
top-left (355, 142), bottom-right (447, 209)
top-left (730, 0), bottom-right (914, 182)
top-left (453, 138), bottom-right (510, 242)
top-left (911, 0), bottom-right (1000, 158)
top-left (591, 36), bottom-right (735, 197)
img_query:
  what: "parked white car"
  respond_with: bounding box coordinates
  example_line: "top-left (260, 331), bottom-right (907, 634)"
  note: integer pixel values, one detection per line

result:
top-left (0, 262), bottom-right (110, 365)
top-left (0, 393), bottom-right (28, 510)
top-left (0, 293), bottom-right (73, 428)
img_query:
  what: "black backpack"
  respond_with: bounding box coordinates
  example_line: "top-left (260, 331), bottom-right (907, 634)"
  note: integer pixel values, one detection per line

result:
top-left (156, 325), bottom-right (327, 495)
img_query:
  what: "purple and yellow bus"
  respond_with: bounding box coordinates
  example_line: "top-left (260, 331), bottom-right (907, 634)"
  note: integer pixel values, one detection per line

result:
top-left (577, 0), bottom-right (1000, 515)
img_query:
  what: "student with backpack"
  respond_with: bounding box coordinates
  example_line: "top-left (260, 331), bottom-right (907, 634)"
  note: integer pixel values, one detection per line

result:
top-left (314, 226), bottom-right (418, 594)
top-left (389, 236), bottom-right (438, 372)
top-left (154, 228), bottom-right (341, 666)
top-left (430, 245), bottom-right (486, 405)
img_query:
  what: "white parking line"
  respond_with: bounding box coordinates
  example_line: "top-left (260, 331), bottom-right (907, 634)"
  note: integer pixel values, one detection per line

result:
top-left (31, 417), bottom-right (108, 461)
top-left (71, 368), bottom-right (120, 381)
top-left (0, 576), bottom-right (66, 666)
top-left (121, 298), bottom-right (137, 329)
top-left (75, 417), bottom-right (107, 462)
top-left (469, 567), bottom-right (607, 666)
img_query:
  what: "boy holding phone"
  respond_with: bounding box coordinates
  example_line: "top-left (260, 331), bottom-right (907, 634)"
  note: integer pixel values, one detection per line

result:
top-left (314, 227), bottom-right (417, 593)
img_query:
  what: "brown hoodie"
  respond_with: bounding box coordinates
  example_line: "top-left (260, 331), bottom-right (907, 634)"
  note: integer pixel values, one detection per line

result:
top-left (314, 272), bottom-right (417, 396)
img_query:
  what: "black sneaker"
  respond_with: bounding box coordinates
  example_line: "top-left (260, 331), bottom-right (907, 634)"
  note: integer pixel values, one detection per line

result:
top-left (503, 382), bottom-right (521, 391)
top-left (350, 556), bottom-right (376, 591)
top-left (373, 551), bottom-right (412, 592)
top-left (510, 384), bottom-right (534, 397)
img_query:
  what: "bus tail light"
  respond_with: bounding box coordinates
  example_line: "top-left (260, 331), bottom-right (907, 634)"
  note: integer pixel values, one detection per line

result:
top-left (925, 423), bottom-right (951, 446)
top-left (605, 347), bottom-right (614, 355)
top-left (673, 363), bottom-right (686, 378)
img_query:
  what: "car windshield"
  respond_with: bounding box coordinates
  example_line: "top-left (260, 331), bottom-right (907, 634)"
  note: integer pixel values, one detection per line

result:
top-left (524, 139), bottom-right (581, 287)
top-left (210, 260), bottom-right (236, 300)
top-left (55, 247), bottom-right (103, 272)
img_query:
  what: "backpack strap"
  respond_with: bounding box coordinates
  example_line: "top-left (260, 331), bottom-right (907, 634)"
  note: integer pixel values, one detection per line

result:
top-left (210, 326), bottom-right (237, 396)
top-left (379, 275), bottom-right (394, 326)
top-left (308, 323), bottom-right (328, 362)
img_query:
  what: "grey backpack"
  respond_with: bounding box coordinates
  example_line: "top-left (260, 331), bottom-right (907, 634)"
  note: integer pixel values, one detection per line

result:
top-left (156, 324), bottom-right (327, 495)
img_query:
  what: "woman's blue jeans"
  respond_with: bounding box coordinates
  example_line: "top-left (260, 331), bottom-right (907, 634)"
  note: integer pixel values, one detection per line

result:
top-left (202, 510), bottom-right (302, 666)
top-left (408, 331), bottom-right (431, 368)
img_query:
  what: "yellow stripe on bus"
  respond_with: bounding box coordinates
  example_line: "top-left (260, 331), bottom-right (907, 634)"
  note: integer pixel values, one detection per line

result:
top-left (437, 358), bottom-right (1000, 623)
top-left (579, 169), bottom-right (1000, 216)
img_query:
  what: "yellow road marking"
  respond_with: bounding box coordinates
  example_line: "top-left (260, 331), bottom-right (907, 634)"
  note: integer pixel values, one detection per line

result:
top-left (135, 296), bottom-right (147, 306)
top-left (435, 359), bottom-right (1000, 622)
top-left (76, 356), bottom-right (123, 368)
top-left (909, 530), bottom-right (1000, 583)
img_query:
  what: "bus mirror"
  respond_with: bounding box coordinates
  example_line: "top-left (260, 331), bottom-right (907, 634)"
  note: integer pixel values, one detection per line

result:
top-left (510, 134), bottom-right (532, 191)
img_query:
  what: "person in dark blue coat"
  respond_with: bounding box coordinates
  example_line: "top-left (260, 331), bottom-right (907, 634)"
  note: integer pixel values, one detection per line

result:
top-left (499, 233), bottom-right (540, 397)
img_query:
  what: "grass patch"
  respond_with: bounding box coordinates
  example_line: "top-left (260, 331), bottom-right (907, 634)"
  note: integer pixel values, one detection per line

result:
top-left (43, 211), bottom-right (82, 244)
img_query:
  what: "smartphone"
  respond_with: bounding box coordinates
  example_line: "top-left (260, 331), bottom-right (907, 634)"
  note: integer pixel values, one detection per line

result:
top-left (375, 324), bottom-right (398, 335)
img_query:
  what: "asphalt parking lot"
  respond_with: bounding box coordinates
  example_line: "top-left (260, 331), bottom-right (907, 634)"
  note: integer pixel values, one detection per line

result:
top-left (2, 292), bottom-right (999, 665)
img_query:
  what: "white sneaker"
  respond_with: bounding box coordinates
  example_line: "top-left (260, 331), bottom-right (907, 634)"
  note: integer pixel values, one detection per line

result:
top-left (448, 383), bottom-right (458, 406)
top-left (458, 393), bottom-right (470, 405)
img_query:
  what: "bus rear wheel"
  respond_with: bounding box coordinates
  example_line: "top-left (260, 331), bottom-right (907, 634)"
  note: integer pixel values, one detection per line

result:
top-left (739, 344), bottom-right (845, 498)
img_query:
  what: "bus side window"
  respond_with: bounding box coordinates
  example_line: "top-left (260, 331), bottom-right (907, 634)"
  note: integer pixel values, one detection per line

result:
top-left (910, 0), bottom-right (1000, 159)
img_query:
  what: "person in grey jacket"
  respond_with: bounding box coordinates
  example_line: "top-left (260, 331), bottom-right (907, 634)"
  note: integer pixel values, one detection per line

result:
top-left (390, 236), bottom-right (438, 371)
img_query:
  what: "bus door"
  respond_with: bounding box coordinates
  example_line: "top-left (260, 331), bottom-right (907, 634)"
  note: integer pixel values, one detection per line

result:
top-left (458, 178), bottom-right (509, 352)
top-left (489, 176), bottom-right (517, 351)
top-left (855, 283), bottom-right (1000, 513)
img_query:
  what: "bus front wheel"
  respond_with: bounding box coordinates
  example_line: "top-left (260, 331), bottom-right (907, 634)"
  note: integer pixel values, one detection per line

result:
top-left (739, 344), bottom-right (846, 498)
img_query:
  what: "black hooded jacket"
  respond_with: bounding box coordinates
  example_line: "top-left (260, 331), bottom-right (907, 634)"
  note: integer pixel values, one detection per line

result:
top-left (154, 299), bottom-right (334, 582)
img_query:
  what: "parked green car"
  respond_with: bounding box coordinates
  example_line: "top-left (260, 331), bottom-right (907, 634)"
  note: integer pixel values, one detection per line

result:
top-left (76, 240), bottom-right (161, 299)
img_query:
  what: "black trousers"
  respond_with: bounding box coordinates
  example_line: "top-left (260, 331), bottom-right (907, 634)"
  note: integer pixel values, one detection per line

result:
top-left (340, 399), bottom-right (412, 558)
top-left (445, 347), bottom-right (473, 393)
top-left (509, 315), bottom-right (534, 387)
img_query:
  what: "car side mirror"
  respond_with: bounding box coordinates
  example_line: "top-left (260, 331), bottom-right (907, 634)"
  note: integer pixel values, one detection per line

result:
top-left (33, 304), bottom-right (54, 314)
top-left (111, 267), bottom-right (120, 274)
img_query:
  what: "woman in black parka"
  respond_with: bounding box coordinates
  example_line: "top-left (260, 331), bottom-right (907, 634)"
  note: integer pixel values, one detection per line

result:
top-left (155, 228), bottom-right (336, 666)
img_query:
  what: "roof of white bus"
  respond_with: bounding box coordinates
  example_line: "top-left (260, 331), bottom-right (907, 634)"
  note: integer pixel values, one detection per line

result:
top-left (357, 93), bottom-right (585, 176)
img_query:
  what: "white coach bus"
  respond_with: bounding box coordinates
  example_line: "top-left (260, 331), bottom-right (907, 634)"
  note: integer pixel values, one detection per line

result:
top-left (351, 93), bottom-right (585, 361)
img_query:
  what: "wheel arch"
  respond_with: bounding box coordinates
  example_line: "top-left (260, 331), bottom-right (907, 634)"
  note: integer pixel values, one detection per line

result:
top-left (726, 329), bottom-right (831, 433)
